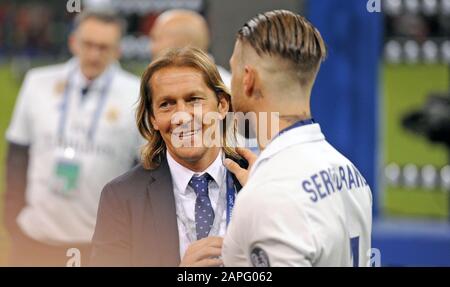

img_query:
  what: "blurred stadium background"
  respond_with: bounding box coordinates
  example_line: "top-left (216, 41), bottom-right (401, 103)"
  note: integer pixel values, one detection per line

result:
top-left (0, 0), bottom-right (449, 266)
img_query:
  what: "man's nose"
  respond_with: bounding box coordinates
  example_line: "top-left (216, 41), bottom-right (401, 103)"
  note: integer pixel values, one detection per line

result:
top-left (172, 102), bottom-right (193, 126)
top-left (89, 48), bottom-right (102, 60)
top-left (175, 101), bottom-right (187, 113)
top-left (176, 101), bottom-right (197, 114)
top-left (85, 44), bottom-right (103, 59)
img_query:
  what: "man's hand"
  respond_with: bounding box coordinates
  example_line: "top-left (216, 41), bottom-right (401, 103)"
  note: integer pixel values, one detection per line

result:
top-left (179, 237), bottom-right (223, 267)
top-left (224, 147), bottom-right (257, 186)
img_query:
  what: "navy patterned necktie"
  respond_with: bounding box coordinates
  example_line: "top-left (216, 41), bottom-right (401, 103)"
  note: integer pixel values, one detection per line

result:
top-left (189, 173), bottom-right (214, 240)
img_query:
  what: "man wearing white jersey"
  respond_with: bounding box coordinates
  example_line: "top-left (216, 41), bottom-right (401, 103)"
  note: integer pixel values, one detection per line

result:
top-left (4, 10), bottom-right (142, 266)
top-left (222, 10), bottom-right (372, 267)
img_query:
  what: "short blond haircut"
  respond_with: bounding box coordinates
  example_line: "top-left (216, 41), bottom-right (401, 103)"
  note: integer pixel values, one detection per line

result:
top-left (238, 10), bottom-right (327, 86)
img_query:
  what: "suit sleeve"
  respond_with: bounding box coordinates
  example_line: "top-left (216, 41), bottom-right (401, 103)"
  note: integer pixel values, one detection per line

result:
top-left (90, 182), bottom-right (132, 266)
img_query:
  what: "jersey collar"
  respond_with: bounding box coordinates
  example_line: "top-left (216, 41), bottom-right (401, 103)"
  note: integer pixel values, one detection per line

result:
top-left (250, 123), bottom-right (325, 177)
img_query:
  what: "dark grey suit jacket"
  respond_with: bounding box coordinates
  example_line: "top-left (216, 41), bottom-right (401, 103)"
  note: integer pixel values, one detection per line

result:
top-left (90, 157), bottom-right (244, 266)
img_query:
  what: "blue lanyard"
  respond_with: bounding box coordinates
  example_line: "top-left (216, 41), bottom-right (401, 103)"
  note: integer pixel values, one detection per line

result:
top-left (58, 68), bottom-right (113, 142)
top-left (225, 171), bottom-right (236, 226)
top-left (276, 118), bottom-right (316, 138)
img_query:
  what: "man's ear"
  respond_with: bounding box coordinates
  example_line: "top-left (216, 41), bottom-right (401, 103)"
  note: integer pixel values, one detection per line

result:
top-left (217, 93), bottom-right (230, 120)
top-left (243, 65), bottom-right (256, 98)
top-left (68, 33), bottom-right (78, 56)
top-left (115, 46), bottom-right (122, 60)
top-left (113, 37), bottom-right (122, 60)
top-left (150, 114), bottom-right (159, 131)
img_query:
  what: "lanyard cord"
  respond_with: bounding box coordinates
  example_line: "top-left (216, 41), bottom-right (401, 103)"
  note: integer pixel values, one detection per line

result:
top-left (58, 68), bottom-right (114, 142)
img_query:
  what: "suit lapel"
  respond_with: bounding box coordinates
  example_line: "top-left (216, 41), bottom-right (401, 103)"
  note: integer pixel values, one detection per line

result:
top-left (146, 159), bottom-right (181, 266)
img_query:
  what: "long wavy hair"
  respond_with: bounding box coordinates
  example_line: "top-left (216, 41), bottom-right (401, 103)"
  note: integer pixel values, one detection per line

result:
top-left (136, 47), bottom-right (240, 170)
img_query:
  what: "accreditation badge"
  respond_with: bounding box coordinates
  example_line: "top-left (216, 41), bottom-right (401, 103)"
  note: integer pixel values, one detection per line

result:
top-left (51, 146), bottom-right (81, 197)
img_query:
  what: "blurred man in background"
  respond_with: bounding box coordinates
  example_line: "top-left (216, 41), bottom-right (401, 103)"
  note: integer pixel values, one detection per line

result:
top-left (149, 9), bottom-right (231, 89)
top-left (4, 10), bottom-right (142, 266)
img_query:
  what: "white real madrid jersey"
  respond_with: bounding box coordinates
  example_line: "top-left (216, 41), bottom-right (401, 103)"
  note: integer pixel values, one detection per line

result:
top-left (6, 58), bottom-right (143, 244)
top-left (222, 123), bottom-right (372, 267)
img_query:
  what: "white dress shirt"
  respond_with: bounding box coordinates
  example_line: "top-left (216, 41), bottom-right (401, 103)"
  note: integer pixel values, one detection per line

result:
top-left (166, 150), bottom-right (228, 259)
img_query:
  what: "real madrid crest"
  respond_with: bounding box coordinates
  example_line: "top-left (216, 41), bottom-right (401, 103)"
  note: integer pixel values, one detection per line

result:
top-left (105, 105), bottom-right (120, 124)
top-left (54, 80), bottom-right (67, 97)
top-left (250, 246), bottom-right (271, 267)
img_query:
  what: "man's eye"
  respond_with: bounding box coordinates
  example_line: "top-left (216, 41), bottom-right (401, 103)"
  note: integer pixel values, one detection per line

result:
top-left (190, 97), bottom-right (202, 103)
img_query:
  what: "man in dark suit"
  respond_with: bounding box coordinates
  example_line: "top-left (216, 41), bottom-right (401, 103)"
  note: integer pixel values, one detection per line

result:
top-left (90, 47), bottom-right (245, 266)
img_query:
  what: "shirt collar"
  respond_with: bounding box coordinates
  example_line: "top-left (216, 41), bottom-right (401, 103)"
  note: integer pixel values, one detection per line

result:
top-left (167, 150), bottom-right (225, 195)
top-left (250, 123), bottom-right (325, 177)
top-left (67, 58), bottom-right (118, 92)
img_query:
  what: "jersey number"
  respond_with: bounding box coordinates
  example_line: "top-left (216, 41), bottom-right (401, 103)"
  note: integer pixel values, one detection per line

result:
top-left (350, 236), bottom-right (360, 267)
